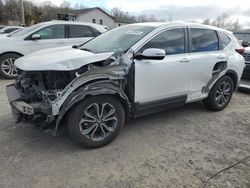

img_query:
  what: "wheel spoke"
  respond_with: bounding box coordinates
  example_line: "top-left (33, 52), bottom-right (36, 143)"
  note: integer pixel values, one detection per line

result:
top-left (81, 123), bottom-right (97, 135)
top-left (101, 123), bottom-right (115, 132)
top-left (91, 125), bottom-right (99, 141)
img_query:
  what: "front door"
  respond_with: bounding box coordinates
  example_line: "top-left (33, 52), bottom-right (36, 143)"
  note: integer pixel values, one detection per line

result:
top-left (134, 28), bottom-right (190, 108)
top-left (24, 24), bottom-right (67, 54)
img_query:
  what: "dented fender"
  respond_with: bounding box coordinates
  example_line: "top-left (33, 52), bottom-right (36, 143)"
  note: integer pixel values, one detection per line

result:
top-left (52, 79), bottom-right (131, 136)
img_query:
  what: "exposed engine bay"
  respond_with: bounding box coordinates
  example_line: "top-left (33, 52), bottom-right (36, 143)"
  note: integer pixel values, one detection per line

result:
top-left (6, 52), bottom-right (130, 133)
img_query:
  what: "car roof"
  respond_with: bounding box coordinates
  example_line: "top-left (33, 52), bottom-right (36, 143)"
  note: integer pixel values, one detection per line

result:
top-left (130, 21), bottom-right (232, 34)
top-left (34, 20), bottom-right (107, 32)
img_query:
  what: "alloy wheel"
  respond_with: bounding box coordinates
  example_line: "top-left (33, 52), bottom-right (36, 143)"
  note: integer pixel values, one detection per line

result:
top-left (1, 58), bottom-right (17, 77)
top-left (215, 81), bottom-right (231, 106)
top-left (79, 102), bottom-right (118, 141)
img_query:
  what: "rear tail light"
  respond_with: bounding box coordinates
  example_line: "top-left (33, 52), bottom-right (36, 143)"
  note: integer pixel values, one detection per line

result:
top-left (235, 48), bottom-right (245, 55)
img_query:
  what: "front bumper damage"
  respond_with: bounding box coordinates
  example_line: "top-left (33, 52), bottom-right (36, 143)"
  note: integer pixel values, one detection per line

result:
top-left (6, 84), bottom-right (53, 124)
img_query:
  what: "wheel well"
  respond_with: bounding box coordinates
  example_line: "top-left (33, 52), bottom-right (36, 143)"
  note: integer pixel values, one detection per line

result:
top-left (226, 72), bottom-right (238, 90)
top-left (0, 52), bottom-right (24, 58)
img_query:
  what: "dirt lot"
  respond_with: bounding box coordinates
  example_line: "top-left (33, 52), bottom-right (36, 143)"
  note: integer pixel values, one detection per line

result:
top-left (0, 79), bottom-right (249, 188)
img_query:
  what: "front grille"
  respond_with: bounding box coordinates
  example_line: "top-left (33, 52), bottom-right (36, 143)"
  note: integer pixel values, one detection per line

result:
top-left (243, 53), bottom-right (250, 62)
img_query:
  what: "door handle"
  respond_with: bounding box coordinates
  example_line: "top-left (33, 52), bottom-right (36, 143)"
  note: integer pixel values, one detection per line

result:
top-left (180, 58), bottom-right (191, 63)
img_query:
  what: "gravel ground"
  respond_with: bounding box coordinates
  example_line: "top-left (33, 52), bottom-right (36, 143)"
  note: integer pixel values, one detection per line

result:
top-left (0, 79), bottom-right (249, 188)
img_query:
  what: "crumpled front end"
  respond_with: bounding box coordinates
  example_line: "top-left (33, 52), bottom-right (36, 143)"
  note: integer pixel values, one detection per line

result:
top-left (6, 52), bottom-right (131, 132)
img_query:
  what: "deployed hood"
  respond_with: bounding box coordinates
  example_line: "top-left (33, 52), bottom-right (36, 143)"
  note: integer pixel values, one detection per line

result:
top-left (15, 46), bottom-right (114, 71)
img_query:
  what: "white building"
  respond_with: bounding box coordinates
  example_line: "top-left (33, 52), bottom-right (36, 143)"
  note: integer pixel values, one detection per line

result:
top-left (75, 7), bottom-right (132, 29)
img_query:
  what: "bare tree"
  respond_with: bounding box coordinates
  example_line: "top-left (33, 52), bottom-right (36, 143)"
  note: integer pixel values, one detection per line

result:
top-left (110, 7), bottom-right (126, 18)
top-left (0, 0), bottom-right (4, 23)
top-left (232, 19), bottom-right (242, 31)
top-left (60, 0), bottom-right (70, 13)
top-left (203, 18), bottom-right (211, 25)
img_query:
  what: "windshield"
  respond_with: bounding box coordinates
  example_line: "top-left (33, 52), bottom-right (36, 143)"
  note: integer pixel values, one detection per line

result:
top-left (234, 33), bottom-right (250, 43)
top-left (81, 25), bottom-right (155, 53)
top-left (9, 24), bottom-right (43, 37)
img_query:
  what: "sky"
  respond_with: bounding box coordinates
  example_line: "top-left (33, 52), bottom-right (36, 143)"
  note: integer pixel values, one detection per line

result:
top-left (31, 0), bottom-right (250, 26)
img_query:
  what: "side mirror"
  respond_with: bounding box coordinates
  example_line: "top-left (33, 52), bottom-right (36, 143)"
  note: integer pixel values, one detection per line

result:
top-left (242, 41), bottom-right (249, 47)
top-left (31, 34), bottom-right (41, 40)
top-left (135, 48), bottom-right (166, 60)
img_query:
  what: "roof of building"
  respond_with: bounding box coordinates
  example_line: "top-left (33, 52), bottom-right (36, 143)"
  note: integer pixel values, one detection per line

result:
top-left (75, 7), bottom-right (135, 24)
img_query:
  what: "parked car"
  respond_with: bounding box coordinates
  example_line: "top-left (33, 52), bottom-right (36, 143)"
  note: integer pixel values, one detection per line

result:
top-left (6, 22), bottom-right (245, 148)
top-left (0, 26), bottom-right (23, 34)
top-left (234, 31), bottom-right (250, 80)
top-left (0, 21), bottom-right (106, 78)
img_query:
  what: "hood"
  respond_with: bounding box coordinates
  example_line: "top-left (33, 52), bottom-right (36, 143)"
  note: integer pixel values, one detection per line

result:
top-left (0, 36), bottom-right (19, 42)
top-left (15, 46), bottom-right (114, 71)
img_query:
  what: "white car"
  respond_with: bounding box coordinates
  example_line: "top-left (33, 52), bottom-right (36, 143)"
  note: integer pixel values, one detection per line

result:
top-left (0, 21), bottom-right (106, 78)
top-left (6, 22), bottom-right (245, 148)
top-left (0, 26), bottom-right (23, 35)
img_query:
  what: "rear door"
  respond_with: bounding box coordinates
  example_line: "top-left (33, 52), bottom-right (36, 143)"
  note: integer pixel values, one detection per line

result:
top-left (66, 25), bottom-right (98, 46)
top-left (25, 24), bottom-right (66, 53)
top-left (187, 28), bottom-right (226, 100)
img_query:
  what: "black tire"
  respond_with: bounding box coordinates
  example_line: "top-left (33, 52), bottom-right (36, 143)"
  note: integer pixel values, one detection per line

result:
top-left (67, 95), bottom-right (125, 148)
top-left (203, 75), bottom-right (234, 111)
top-left (0, 53), bottom-right (21, 79)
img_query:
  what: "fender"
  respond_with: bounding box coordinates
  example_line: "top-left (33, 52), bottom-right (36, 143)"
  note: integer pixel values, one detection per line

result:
top-left (52, 80), bottom-right (131, 136)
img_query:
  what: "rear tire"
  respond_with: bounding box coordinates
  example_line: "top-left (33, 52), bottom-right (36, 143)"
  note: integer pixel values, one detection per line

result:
top-left (67, 95), bottom-right (125, 148)
top-left (0, 53), bottom-right (21, 79)
top-left (203, 75), bottom-right (234, 111)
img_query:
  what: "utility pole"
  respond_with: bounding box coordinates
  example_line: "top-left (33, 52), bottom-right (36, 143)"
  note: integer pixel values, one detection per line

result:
top-left (20, 0), bottom-right (25, 26)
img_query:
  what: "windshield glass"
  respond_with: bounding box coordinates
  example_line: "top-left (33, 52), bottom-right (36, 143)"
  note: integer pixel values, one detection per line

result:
top-left (234, 33), bottom-right (250, 43)
top-left (81, 25), bottom-right (155, 53)
top-left (9, 24), bottom-right (43, 37)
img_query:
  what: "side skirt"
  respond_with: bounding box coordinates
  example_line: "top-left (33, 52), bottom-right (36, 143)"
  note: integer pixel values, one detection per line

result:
top-left (134, 95), bottom-right (187, 118)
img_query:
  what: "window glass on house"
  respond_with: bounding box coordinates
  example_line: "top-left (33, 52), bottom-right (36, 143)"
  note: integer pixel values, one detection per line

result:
top-left (191, 28), bottom-right (219, 52)
top-left (92, 19), bottom-right (96, 23)
top-left (100, 19), bottom-right (103, 25)
top-left (138, 28), bottom-right (185, 55)
top-left (69, 25), bottom-right (93, 38)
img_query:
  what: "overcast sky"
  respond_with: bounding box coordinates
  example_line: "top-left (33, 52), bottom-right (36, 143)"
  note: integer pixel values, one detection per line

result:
top-left (31, 0), bottom-right (250, 25)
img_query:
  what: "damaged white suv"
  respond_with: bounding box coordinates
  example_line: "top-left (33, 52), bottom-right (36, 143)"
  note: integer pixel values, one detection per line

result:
top-left (6, 22), bottom-right (245, 148)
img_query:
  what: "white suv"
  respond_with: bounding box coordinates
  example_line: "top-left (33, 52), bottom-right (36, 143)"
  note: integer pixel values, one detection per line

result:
top-left (6, 22), bottom-right (245, 148)
top-left (0, 21), bottom-right (106, 78)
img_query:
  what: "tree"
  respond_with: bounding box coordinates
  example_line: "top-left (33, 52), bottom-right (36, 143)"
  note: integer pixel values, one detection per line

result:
top-left (0, 0), bottom-right (4, 23)
top-left (110, 7), bottom-right (126, 18)
top-left (60, 0), bottom-right (70, 13)
top-left (203, 18), bottom-right (211, 25)
top-left (232, 19), bottom-right (241, 31)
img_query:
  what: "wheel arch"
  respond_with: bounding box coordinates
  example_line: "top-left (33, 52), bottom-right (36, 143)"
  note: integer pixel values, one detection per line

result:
top-left (52, 79), bottom-right (131, 136)
top-left (0, 51), bottom-right (24, 57)
top-left (225, 70), bottom-right (238, 90)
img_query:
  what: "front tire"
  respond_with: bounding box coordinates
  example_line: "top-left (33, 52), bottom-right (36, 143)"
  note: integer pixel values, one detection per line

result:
top-left (0, 53), bottom-right (21, 79)
top-left (203, 75), bottom-right (234, 111)
top-left (67, 95), bottom-right (125, 148)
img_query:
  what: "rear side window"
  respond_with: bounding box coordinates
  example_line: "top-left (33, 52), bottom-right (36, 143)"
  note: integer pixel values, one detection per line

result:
top-left (69, 25), bottom-right (94, 38)
top-left (219, 32), bottom-right (231, 48)
top-left (191, 28), bottom-right (219, 52)
top-left (139, 28), bottom-right (185, 55)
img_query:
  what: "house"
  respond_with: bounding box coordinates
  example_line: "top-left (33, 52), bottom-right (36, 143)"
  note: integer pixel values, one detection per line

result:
top-left (75, 7), bottom-right (134, 29)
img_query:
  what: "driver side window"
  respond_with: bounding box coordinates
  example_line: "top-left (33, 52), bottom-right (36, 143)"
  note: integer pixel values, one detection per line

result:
top-left (138, 28), bottom-right (185, 55)
top-left (33, 25), bottom-right (65, 40)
